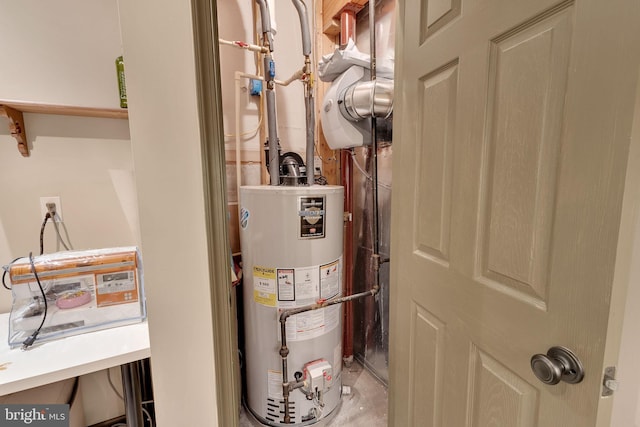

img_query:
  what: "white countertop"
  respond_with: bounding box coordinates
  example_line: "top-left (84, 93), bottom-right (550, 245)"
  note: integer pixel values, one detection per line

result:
top-left (0, 312), bottom-right (150, 395)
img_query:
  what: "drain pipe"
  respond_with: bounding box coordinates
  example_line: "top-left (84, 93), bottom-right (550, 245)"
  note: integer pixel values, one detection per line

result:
top-left (292, 0), bottom-right (315, 185)
top-left (256, 0), bottom-right (281, 185)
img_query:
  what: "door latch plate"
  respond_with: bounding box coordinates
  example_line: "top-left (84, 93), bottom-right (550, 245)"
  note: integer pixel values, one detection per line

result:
top-left (602, 366), bottom-right (618, 396)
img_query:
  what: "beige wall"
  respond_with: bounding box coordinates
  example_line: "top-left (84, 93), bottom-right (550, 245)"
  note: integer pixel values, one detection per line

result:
top-left (117, 0), bottom-right (220, 425)
top-left (0, 0), bottom-right (123, 108)
top-left (0, 1), bottom-right (136, 424)
top-left (0, 115), bottom-right (136, 312)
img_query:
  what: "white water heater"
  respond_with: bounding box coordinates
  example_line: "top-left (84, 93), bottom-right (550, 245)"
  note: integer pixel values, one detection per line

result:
top-left (240, 185), bottom-right (344, 426)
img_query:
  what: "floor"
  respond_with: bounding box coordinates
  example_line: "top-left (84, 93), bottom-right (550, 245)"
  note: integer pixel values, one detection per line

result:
top-left (239, 361), bottom-right (388, 427)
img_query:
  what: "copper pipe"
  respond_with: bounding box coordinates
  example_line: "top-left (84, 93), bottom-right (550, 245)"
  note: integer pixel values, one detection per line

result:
top-left (339, 8), bottom-right (357, 363)
top-left (340, 10), bottom-right (356, 48)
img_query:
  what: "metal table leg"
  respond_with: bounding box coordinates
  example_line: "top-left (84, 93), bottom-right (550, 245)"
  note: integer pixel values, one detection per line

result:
top-left (121, 361), bottom-right (144, 427)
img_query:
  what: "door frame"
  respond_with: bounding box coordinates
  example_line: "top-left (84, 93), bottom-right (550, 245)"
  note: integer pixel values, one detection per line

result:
top-left (192, 0), bottom-right (241, 425)
top-left (603, 70), bottom-right (640, 426)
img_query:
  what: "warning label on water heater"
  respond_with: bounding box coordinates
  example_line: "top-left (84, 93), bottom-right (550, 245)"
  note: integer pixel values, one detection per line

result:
top-left (320, 259), bottom-right (340, 299)
top-left (253, 266), bottom-right (277, 307)
top-left (299, 196), bottom-right (325, 239)
top-left (284, 304), bottom-right (340, 341)
top-left (277, 268), bottom-right (295, 301)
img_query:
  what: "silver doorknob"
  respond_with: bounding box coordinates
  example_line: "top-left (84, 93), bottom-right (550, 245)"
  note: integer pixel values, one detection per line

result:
top-left (530, 346), bottom-right (584, 385)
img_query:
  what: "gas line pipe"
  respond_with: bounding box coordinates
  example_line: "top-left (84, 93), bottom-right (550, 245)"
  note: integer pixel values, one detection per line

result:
top-left (278, 285), bottom-right (380, 424)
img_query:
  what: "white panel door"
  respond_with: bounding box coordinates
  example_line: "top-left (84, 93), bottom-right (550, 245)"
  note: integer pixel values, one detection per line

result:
top-left (390, 0), bottom-right (640, 425)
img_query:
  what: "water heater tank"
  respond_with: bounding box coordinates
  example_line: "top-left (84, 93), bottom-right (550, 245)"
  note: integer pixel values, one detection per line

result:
top-left (240, 185), bottom-right (344, 426)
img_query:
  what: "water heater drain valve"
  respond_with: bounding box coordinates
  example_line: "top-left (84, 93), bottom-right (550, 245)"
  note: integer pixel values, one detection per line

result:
top-left (302, 359), bottom-right (334, 399)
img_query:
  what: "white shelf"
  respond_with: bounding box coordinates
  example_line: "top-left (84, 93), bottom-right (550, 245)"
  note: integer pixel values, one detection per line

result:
top-left (0, 313), bottom-right (150, 396)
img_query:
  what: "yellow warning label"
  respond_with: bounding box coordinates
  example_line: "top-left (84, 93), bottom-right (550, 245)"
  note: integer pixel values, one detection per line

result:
top-left (253, 266), bottom-right (276, 307)
top-left (254, 289), bottom-right (277, 307)
top-left (253, 266), bottom-right (276, 279)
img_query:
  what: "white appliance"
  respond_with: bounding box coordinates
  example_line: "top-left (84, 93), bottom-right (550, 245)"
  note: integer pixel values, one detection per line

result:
top-left (240, 185), bottom-right (343, 426)
top-left (321, 66), bottom-right (370, 150)
top-left (320, 65), bottom-right (393, 150)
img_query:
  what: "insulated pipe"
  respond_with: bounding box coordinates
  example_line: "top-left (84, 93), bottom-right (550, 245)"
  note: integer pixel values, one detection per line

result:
top-left (256, 0), bottom-right (280, 185)
top-left (291, 0), bottom-right (312, 56)
top-left (255, 0), bottom-right (274, 50)
top-left (267, 0), bottom-right (278, 35)
top-left (265, 81), bottom-right (280, 185)
top-left (305, 94), bottom-right (315, 185)
top-left (291, 0), bottom-right (315, 185)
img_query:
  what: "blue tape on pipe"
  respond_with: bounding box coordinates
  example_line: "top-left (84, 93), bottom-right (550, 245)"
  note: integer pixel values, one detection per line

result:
top-left (268, 60), bottom-right (276, 78)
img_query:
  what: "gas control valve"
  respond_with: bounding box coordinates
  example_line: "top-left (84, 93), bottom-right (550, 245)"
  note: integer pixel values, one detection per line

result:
top-left (302, 359), bottom-right (334, 396)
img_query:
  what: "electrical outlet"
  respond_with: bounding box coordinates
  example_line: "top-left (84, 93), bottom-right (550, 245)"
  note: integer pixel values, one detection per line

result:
top-left (40, 196), bottom-right (63, 222)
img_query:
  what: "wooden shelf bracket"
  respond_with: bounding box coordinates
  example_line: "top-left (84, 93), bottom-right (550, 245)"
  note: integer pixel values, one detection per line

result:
top-left (0, 105), bottom-right (29, 157)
